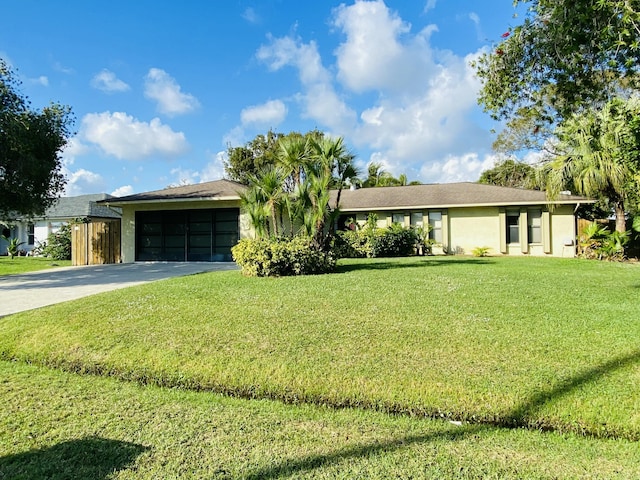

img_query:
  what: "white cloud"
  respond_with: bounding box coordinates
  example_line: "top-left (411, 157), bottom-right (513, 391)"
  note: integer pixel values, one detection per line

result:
top-left (28, 76), bottom-right (49, 86)
top-left (63, 168), bottom-right (107, 196)
top-left (91, 69), bottom-right (130, 93)
top-left (168, 151), bottom-right (227, 186)
top-left (242, 7), bottom-right (260, 24)
top-left (257, 35), bottom-right (356, 131)
top-left (420, 152), bottom-right (497, 183)
top-left (144, 68), bottom-right (200, 116)
top-left (332, 0), bottom-right (437, 94)
top-left (80, 111), bottom-right (189, 160)
top-left (111, 185), bottom-right (134, 197)
top-left (424, 0), bottom-right (437, 13)
top-left (240, 99), bottom-right (287, 127)
top-left (253, 0), bottom-right (496, 184)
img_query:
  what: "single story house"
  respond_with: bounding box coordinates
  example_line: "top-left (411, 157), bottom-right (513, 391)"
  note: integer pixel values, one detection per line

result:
top-left (1, 193), bottom-right (122, 256)
top-left (101, 179), bottom-right (593, 263)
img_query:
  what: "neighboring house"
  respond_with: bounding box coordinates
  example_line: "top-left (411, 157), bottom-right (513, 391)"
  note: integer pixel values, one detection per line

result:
top-left (101, 179), bottom-right (593, 263)
top-left (0, 194), bottom-right (122, 256)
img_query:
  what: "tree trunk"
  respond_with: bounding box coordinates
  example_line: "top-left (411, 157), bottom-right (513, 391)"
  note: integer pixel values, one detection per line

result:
top-left (614, 202), bottom-right (626, 233)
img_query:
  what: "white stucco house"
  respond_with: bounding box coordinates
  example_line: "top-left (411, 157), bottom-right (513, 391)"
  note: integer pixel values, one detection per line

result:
top-left (99, 179), bottom-right (593, 263)
top-left (1, 194), bottom-right (122, 256)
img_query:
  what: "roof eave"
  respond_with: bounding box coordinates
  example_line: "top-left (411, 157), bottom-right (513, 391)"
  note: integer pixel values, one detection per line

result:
top-left (337, 199), bottom-right (595, 212)
top-left (103, 195), bottom-right (242, 207)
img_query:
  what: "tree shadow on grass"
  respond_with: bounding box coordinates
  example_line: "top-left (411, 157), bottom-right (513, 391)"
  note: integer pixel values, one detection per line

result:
top-left (335, 257), bottom-right (494, 273)
top-left (244, 348), bottom-right (640, 479)
top-left (0, 436), bottom-right (148, 480)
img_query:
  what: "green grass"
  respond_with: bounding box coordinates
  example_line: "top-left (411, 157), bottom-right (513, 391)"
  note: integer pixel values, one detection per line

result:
top-left (1, 256), bottom-right (639, 442)
top-left (0, 256), bottom-right (71, 275)
top-left (2, 360), bottom-right (639, 479)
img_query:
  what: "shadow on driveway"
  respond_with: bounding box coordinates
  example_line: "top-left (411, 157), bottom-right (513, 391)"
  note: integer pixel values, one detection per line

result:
top-left (0, 262), bottom-right (237, 317)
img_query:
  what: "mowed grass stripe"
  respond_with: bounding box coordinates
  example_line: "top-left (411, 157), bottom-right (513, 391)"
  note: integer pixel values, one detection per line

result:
top-left (1, 256), bottom-right (639, 439)
top-left (2, 360), bottom-right (639, 479)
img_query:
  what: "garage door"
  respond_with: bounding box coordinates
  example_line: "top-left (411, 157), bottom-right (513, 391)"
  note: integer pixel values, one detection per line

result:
top-left (136, 209), bottom-right (239, 262)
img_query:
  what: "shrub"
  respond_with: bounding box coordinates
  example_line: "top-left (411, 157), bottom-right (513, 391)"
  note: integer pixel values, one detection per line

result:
top-left (472, 246), bottom-right (491, 257)
top-left (335, 223), bottom-right (418, 258)
top-left (232, 236), bottom-right (336, 277)
top-left (42, 224), bottom-right (72, 260)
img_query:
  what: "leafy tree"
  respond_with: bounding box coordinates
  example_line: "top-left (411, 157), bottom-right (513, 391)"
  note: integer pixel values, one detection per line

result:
top-left (225, 129), bottom-right (324, 185)
top-left (0, 59), bottom-right (73, 218)
top-left (474, 0), bottom-right (640, 146)
top-left (360, 162), bottom-right (419, 187)
top-left (478, 158), bottom-right (536, 189)
top-left (539, 97), bottom-right (640, 232)
top-left (42, 223), bottom-right (72, 260)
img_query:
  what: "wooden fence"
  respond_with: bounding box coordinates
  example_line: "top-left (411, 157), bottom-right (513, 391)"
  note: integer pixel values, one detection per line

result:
top-left (71, 220), bottom-right (121, 266)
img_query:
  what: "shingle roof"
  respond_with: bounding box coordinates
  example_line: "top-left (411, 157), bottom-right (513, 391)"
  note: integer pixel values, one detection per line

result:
top-left (103, 179), bottom-right (247, 205)
top-left (96, 179), bottom-right (592, 210)
top-left (40, 194), bottom-right (121, 219)
top-left (330, 182), bottom-right (592, 211)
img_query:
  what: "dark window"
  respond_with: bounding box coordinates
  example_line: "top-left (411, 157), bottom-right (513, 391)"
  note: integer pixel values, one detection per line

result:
top-left (27, 223), bottom-right (35, 245)
top-left (507, 212), bottom-right (519, 244)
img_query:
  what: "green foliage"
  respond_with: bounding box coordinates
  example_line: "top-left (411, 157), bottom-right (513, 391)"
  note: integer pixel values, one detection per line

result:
top-left (2, 236), bottom-right (25, 259)
top-left (240, 134), bottom-right (358, 255)
top-left (578, 222), bottom-right (630, 260)
top-left (0, 58), bottom-right (73, 218)
top-left (540, 97), bottom-right (640, 232)
top-left (335, 221), bottom-right (418, 258)
top-left (41, 223), bottom-right (72, 261)
top-left (478, 159), bottom-right (536, 189)
top-left (471, 246), bottom-right (491, 257)
top-left (358, 162), bottom-right (420, 187)
top-left (232, 236), bottom-right (336, 277)
top-left (224, 129), bottom-right (324, 185)
top-left (474, 0), bottom-right (640, 129)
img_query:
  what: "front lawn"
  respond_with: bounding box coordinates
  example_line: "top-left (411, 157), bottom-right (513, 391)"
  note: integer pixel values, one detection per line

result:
top-left (1, 256), bottom-right (639, 441)
top-left (0, 256), bottom-right (71, 275)
top-left (2, 360), bottom-right (639, 479)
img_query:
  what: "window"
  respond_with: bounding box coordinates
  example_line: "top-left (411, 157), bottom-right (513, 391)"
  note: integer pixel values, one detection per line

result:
top-left (392, 212), bottom-right (405, 225)
top-left (410, 212), bottom-right (423, 228)
top-left (428, 211), bottom-right (442, 243)
top-left (27, 223), bottom-right (35, 245)
top-left (528, 209), bottom-right (542, 244)
top-left (506, 211), bottom-right (519, 244)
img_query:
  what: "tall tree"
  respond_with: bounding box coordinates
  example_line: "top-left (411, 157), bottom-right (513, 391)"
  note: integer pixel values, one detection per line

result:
top-left (540, 97), bottom-right (640, 232)
top-left (479, 159), bottom-right (536, 189)
top-left (225, 129), bottom-right (324, 185)
top-left (474, 0), bottom-right (640, 144)
top-left (0, 59), bottom-right (73, 218)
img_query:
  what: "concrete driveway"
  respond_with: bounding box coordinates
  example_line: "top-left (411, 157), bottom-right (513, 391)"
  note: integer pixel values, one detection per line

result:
top-left (0, 262), bottom-right (238, 317)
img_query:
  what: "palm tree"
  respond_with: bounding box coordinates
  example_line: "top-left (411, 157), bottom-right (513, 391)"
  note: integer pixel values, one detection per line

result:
top-left (541, 97), bottom-right (640, 233)
top-left (244, 166), bottom-right (286, 237)
top-left (276, 135), bottom-right (310, 191)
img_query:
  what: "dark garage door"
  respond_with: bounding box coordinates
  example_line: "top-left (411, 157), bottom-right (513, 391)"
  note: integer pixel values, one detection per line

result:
top-left (136, 209), bottom-right (239, 262)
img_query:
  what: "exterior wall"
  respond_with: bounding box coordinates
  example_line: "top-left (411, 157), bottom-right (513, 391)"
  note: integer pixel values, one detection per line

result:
top-left (448, 207), bottom-right (502, 255)
top-left (120, 200), bottom-right (248, 263)
top-left (550, 205), bottom-right (577, 257)
top-left (341, 204), bottom-right (577, 258)
top-left (0, 219), bottom-right (65, 255)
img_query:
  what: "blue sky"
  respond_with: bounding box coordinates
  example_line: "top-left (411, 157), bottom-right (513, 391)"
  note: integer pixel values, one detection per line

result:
top-left (1, 0), bottom-right (525, 197)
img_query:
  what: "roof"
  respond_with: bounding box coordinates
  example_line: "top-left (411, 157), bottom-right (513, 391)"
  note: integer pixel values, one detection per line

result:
top-left (38, 193), bottom-right (122, 220)
top-left (96, 179), bottom-right (592, 211)
top-left (330, 182), bottom-right (592, 211)
top-left (102, 179), bottom-right (247, 205)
